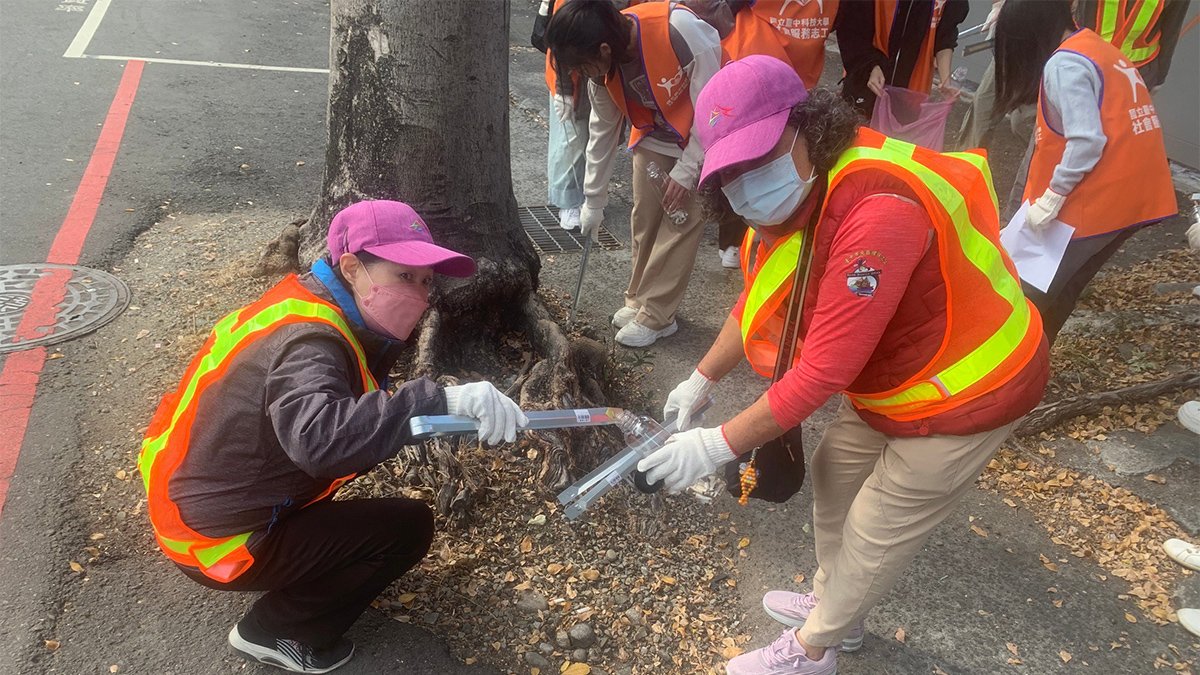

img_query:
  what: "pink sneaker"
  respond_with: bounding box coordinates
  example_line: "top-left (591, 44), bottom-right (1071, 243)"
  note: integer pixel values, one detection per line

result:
top-left (726, 628), bottom-right (837, 675)
top-left (761, 591), bottom-right (864, 652)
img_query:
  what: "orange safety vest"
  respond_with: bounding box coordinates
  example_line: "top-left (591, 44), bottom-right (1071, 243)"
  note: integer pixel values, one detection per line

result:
top-left (873, 0), bottom-right (945, 93)
top-left (1024, 29), bottom-right (1176, 239)
top-left (721, 5), bottom-right (790, 67)
top-left (605, 2), bottom-right (698, 149)
top-left (1090, 0), bottom-right (1167, 66)
top-left (138, 275), bottom-right (377, 583)
top-left (739, 128), bottom-right (1043, 421)
top-left (752, 0), bottom-right (839, 89)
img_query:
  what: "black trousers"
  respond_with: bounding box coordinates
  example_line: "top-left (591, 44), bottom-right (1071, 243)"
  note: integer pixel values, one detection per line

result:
top-left (180, 498), bottom-right (434, 648)
top-left (1023, 226), bottom-right (1140, 347)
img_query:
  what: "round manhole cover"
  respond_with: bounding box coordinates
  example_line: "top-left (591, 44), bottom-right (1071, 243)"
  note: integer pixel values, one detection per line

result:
top-left (0, 264), bottom-right (131, 354)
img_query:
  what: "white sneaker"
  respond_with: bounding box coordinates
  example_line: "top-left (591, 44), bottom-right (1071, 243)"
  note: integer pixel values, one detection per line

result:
top-left (1178, 401), bottom-right (1200, 435)
top-left (560, 207), bottom-right (581, 231)
top-left (1164, 538), bottom-right (1200, 572)
top-left (1180, 608), bottom-right (1200, 638)
top-left (611, 306), bottom-right (639, 329)
top-left (719, 246), bottom-right (740, 269)
top-left (615, 319), bottom-right (677, 347)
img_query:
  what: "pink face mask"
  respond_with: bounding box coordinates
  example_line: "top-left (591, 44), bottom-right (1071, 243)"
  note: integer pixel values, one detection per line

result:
top-left (353, 266), bottom-right (430, 341)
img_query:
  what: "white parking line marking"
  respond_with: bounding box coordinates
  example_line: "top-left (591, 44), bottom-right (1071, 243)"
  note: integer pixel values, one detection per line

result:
top-left (78, 54), bottom-right (329, 74)
top-left (63, 0), bottom-right (113, 58)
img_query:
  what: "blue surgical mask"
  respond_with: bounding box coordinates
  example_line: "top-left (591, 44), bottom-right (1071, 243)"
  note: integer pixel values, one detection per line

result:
top-left (721, 130), bottom-right (817, 228)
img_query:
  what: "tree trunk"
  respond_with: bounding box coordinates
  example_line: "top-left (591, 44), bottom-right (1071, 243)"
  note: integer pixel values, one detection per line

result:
top-left (307, 0), bottom-right (540, 330)
top-left (264, 0), bottom-right (615, 516)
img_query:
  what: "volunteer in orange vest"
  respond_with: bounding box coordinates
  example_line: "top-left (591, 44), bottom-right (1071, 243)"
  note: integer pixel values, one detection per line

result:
top-left (835, 0), bottom-right (969, 118)
top-left (681, 0), bottom-right (794, 268)
top-left (544, 0), bottom-right (722, 347)
top-left (752, 0), bottom-right (840, 89)
top-left (533, 0), bottom-right (645, 233)
top-left (957, 0), bottom-right (1190, 151)
top-left (992, 0), bottom-right (1177, 345)
top-left (139, 200), bottom-right (527, 674)
top-left (634, 56), bottom-right (1049, 675)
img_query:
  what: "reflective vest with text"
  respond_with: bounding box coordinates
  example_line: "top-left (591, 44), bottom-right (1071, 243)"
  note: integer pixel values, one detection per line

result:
top-left (739, 128), bottom-right (1043, 421)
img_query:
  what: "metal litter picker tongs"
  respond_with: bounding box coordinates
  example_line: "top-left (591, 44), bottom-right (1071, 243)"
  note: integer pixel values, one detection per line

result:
top-left (408, 398), bottom-right (712, 520)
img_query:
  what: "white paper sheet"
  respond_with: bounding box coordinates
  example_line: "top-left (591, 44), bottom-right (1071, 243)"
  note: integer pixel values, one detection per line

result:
top-left (998, 202), bottom-right (1075, 293)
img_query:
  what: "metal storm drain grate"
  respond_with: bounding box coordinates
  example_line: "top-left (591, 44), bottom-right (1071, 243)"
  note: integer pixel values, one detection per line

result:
top-left (518, 206), bottom-right (622, 254)
top-left (0, 264), bottom-right (131, 354)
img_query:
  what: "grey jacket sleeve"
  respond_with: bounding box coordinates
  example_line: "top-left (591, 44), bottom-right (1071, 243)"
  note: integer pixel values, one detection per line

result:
top-left (1042, 51), bottom-right (1107, 196)
top-left (265, 335), bottom-right (446, 479)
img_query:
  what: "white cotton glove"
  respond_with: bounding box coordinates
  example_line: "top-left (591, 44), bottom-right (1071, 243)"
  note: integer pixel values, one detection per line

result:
top-left (663, 369), bottom-right (716, 432)
top-left (1187, 220), bottom-right (1200, 251)
top-left (983, 0), bottom-right (1004, 39)
top-left (552, 94), bottom-right (574, 124)
top-left (636, 427), bottom-right (737, 494)
top-left (579, 204), bottom-right (603, 242)
top-left (444, 382), bottom-right (529, 446)
top-left (1025, 188), bottom-right (1067, 232)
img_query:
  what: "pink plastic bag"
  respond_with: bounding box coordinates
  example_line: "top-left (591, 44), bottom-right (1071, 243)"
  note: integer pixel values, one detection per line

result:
top-left (869, 85), bottom-right (956, 151)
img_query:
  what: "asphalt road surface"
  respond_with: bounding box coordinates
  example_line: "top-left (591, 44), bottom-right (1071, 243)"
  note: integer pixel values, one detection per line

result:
top-left (0, 1), bottom-right (495, 672)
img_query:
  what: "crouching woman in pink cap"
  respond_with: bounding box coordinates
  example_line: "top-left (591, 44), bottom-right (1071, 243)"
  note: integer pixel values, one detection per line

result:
top-left (634, 56), bottom-right (1049, 674)
top-left (138, 199), bottom-right (527, 673)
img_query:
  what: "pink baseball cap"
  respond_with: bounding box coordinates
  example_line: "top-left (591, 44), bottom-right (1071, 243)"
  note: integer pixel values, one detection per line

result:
top-left (695, 55), bottom-right (808, 187)
top-left (327, 200), bottom-right (476, 277)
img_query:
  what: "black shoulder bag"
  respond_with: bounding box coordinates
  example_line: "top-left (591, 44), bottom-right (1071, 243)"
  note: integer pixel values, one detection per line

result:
top-left (723, 189), bottom-right (822, 504)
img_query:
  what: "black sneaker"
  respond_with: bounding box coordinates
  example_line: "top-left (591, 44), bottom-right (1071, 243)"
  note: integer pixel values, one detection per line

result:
top-left (228, 621), bottom-right (354, 673)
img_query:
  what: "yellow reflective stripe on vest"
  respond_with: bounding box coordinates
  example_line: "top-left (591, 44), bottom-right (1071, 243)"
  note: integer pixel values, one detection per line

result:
top-left (192, 532), bottom-right (253, 568)
top-left (138, 296), bottom-right (375, 570)
top-left (1096, 0), bottom-right (1160, 64)
top-left (739, 230), bottom-right (804, 347)
top-left (839, 140), bottom-right (1030, 413)
top-left (139, 298), bottom-right (375, 492)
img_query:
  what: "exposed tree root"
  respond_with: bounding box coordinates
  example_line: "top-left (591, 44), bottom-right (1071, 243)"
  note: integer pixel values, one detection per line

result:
top-left (1016, 371), bottom-right (1200, 436)
top-left (252, 220), bottom-right (305, 277)
top-left (403, 291), bottom-right (626, 517)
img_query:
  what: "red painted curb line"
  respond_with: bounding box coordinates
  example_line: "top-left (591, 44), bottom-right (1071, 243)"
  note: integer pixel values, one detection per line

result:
top-left (0, 60), bottom-right (145, 519)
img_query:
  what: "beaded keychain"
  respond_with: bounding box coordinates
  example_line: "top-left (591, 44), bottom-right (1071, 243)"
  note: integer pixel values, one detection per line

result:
top-left (738, 449), bottom-right (759, 506)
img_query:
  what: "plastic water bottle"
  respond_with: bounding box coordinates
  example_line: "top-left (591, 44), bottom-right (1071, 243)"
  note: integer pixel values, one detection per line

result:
top-left (645, 161), bottom-right (689, 225)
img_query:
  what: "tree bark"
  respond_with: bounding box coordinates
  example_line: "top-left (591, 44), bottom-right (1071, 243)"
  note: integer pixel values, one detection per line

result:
top-left (287, 1), bottom-right (609, 516)
top-left (308, 0), bottom-right (540, 324)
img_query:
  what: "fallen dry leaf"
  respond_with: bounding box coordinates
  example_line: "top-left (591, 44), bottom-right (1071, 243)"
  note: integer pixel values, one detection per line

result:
top-left (737, 538), bottom-right (750, 549)
top-left (1059, 650), bottom-right (1072, 663)
top-left (519, 536), bottom-right (532, 554)
top-left (793, 574), bottom-right (806, 584)
top-left (970, 525), bottom-right (989, 538)
top-left (581, 569), bottom-right (600, 582)
top-left (44, 640), bottom-right (60, 651)
top-left (1144, 474), bottom-right (1166, 485)
top-left (894, 627), bottom-right (906, 643)
top-left (561, 663), bottom-right (590, 675)
top-left (660, 576), bottom-right (676, 585)
top-left (721, 645), bottom-right (744, 659)
top-left (1006, 642), bottom-right (1019, 656)
top-left (68, 561), bottom-right (83, 573)
top-left (1124, 612), bottom-right (1137, 623)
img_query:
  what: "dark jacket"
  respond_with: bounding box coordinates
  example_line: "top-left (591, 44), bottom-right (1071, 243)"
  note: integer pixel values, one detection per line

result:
top-left (836, 0), bottom-right (970, 116)
top-left (168, 267), bottom-right (446, 544)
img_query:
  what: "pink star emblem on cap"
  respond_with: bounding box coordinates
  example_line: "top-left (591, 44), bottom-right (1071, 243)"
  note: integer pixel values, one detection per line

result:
top-left (709, 105), bottom-right (734, 127)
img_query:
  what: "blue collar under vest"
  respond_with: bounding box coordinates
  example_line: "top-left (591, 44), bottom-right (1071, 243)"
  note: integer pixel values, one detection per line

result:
top-left (311, 258), bottom-right (367, 329)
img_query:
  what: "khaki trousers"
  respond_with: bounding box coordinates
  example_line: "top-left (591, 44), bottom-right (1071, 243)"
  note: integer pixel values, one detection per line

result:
top-left (626, 147), bottom-right (705, 330)
top-left (799, 399), bottom-right (1016, 648)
